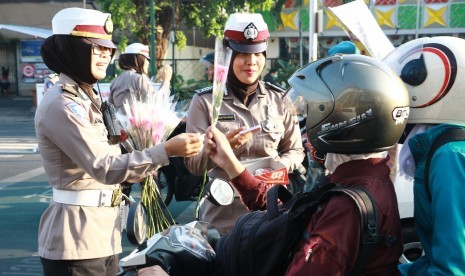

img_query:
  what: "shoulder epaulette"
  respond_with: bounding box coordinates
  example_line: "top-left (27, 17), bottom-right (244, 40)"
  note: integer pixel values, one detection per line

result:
top-left (265, 81), bottom-right (286, 93)
top-left (195, 86), bottom-right (213, 95)
top-left (61, 84), bottom-right (89, 101)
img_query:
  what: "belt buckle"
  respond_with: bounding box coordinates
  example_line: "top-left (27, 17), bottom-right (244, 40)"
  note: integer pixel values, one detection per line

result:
top-left (111, 189), bottom-right (123, 207)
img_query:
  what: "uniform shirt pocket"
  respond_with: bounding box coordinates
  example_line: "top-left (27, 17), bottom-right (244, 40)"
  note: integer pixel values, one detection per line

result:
top-left (261, 118), bottom-right (285, 143)
top-left (92, 117), bottom-right (109, 142)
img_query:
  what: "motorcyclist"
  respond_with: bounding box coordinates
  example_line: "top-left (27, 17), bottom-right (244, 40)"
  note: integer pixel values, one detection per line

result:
top-left (384, 36), bottom-right (465, 275)
top-left (134, 54), bottom-right (408, 276)
top-left (205, 54), bottom-right (408, 274)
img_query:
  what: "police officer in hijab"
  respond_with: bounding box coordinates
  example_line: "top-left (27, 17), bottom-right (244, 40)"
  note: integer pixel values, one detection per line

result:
top-left (185, 13), bottom-right (304, 235)
top-left (36, 8), bottom-right (203, 275)
top-left (109, 43), bottom-right (172, 112)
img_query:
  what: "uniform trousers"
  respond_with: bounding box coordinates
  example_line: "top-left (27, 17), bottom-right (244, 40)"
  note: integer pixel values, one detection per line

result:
top-left (40, 255), bottom-right (118, 276)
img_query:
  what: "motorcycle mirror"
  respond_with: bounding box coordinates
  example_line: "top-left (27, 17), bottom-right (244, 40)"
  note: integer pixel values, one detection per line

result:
top-left (205, 178), bottom-right (234, 206)
top-left (126, 201), bottom-right (148, 246)
top-left (195, 178), bottom-right (234, 220)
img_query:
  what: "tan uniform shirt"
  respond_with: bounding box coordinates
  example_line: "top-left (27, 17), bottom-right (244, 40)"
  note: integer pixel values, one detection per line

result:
top-left (185, 81), bottom-right (304, 234)
top-left (109, 69), bottom-right (155, 112)
top-left (35, 74), bottom-right (169, 260)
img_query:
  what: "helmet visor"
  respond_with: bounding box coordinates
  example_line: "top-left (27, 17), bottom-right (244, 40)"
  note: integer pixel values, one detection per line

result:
top-left (287, 60), bottom-right (335, 132)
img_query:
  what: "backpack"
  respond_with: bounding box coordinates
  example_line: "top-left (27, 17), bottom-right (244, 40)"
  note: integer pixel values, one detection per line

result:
top-left (425, 127), bottom-right (465, 201)
top-left (215, 183), bottom-right (394, 276)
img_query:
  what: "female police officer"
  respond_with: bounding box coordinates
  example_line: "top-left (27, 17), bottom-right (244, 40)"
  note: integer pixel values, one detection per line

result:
top-left (185, 13), bottom-right (304, 235)
top-left (35, 8), bottom-right (203, 275)
top-left (109, 42), bottom-right (173, 112)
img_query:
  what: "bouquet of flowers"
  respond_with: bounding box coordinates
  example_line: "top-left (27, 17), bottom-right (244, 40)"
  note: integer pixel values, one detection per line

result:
top-left (117, 88), bottom-right (183, 237)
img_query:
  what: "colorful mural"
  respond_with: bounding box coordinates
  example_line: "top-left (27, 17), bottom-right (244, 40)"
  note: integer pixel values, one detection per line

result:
top-left (261, 0), bottom-right (465, 35)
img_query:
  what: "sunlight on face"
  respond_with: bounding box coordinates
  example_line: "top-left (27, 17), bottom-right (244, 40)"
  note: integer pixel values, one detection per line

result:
top-left (232, 52), bottom-right (266, 84)
top-left (91, 44), bottom-right (112, 80)
top-left (143, 58), bottom-right (150, 75)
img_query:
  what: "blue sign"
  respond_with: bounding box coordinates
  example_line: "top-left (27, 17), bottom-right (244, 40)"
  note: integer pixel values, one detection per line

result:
top-left (20, 40), bottom-right (43, 62)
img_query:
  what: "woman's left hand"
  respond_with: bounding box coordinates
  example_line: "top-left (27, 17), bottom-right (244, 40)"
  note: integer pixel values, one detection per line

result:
top-left (226, 127), bottom-right (252, 149)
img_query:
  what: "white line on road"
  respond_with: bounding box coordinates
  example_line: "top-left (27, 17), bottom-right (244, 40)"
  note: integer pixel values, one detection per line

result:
top-left (0, 167), bottom-right (45, 190)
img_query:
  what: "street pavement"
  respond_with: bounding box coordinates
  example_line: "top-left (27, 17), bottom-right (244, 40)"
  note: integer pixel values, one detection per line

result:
top-left (0, 96), bottom-right (37, 154)
top-left (0, 96), bottom-right (196, 275)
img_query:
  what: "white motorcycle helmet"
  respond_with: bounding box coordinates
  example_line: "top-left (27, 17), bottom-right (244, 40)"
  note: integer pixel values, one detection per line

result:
top-left (383, 36), bottom-right (465, 124)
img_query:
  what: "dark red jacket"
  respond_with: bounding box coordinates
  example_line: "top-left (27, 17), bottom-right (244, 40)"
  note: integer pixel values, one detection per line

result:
top-left (231, 157), bottom-right (402, 276)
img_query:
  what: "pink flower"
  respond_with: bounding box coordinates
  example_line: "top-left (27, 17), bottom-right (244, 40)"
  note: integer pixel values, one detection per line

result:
top-left (215, 65), bottom-right (228, 84)
top-left (141, 119), bottom-right (151, 131)
top-left (129, 117), bottom-right (137, 126)
top-left (152, 133), bottom-right (162, 145)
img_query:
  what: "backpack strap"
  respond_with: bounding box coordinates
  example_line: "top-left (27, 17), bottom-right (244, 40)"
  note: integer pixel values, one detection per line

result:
top-left (266, 184), bottom-right (294, 219)
top-left (425, 128), bottom-right (465, 201)
top-left (330, 187), bottom-right (395, 276)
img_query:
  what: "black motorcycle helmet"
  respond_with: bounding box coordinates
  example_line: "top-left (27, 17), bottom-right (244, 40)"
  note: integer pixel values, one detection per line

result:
top-left (287, 54), bottom-right (409, 154)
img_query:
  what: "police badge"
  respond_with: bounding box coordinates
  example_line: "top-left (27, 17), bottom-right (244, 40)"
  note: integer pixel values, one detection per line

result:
top-left (243, 23), bottom-right (258, 41)
top-left (104, 16), bottom-right (113, 35)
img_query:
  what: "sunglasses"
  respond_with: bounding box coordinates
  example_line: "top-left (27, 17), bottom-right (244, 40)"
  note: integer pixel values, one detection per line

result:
top-left (92, 44), bottom-right (113, 55)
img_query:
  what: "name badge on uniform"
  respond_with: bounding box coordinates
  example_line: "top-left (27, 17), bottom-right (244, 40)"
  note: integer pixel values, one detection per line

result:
top-left (267, 104), bottom-right (278, 119)
top-left (218, 114), bottom-right (236, 121)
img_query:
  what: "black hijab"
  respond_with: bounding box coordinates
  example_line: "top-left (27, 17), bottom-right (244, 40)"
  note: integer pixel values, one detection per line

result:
top-left (41, 35), bottom-right (98, 95)
top-left (118, 54), bottom-right (147, 74)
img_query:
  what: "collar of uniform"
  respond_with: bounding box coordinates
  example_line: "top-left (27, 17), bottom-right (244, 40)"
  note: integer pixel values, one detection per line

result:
top-left (59, 73), bottom-right (90, 101)
top-left (223, 82), bottom-right (266, 100)
top-left (257, 81), bottom-right (267, 98)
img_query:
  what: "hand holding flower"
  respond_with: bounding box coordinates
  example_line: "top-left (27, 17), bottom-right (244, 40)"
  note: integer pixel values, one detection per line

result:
top-left (164, 133), bottom-right (204, 157)
top-left (204, 126), bottom-right (245, 179)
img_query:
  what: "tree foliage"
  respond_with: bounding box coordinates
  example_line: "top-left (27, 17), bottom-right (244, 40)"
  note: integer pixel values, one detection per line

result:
top-left (95, 0), bottom-right (278, 70)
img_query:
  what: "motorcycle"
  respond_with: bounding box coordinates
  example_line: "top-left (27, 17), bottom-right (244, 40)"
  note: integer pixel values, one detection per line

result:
top-left (118, 178), bottom-right (233, 276)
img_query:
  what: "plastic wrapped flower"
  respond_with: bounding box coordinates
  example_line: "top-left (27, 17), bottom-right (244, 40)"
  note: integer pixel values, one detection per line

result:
top-left (211, 37), bottom-right (233, 125)
top-left (116, 86), bottom-right (183, 237)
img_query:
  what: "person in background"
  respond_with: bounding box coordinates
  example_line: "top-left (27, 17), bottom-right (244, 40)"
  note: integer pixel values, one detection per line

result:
top-left (109, 42), bottom-right (172, 112)
top-left (185, 13), bottom-right (304, 235)
top-left (263, 67), bottom-right (279, 86)
top-left (43, 72), bottom-right (59, 94)
top-left (327, 40), bottom-right (359, 56)
top-left (199, 52), bottom-right (214, 84)
top-left (36, 8), bottom-right (203, 276)
top-left (205, 54), bottom-right (407, 275)
top-left (1, 66), bottom-right (10, 97)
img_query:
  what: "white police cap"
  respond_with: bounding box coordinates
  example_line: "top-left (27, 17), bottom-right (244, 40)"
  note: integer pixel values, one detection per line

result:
top-left (52, 8), bottom-right (116, 49)
top-left (124, 43), bottom-right (150, 59)
top-left (223, 13), bottom-right (269, 53)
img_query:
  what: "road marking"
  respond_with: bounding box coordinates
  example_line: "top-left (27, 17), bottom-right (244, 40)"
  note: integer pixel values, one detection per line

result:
top-left (0, 167), bottom-right (45, 190)
top-left (0, 257), bottom-right (43, 275)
